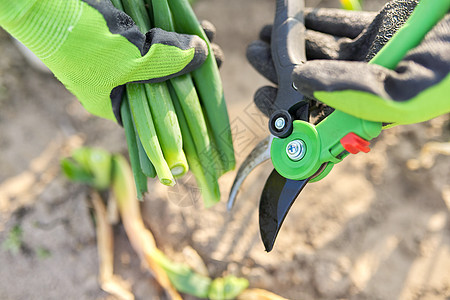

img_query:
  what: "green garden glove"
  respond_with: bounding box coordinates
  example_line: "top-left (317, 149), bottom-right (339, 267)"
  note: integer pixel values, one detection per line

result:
top-left (247, 0), bottom-right (450, 127)
top-left (0, 0), bottom-right (208, 122)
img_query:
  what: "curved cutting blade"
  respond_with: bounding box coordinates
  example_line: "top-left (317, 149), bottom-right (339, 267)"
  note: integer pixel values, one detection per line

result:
top-left (259, 169), bottom-right (309, 252)
top-left (227, 135), bottom-right (273, 210)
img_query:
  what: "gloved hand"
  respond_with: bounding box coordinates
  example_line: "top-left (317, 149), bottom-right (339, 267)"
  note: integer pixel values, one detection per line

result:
top-left (0, 0), bottom-right (208, 122)
top-left (247, 0), bottom-right (450, 127)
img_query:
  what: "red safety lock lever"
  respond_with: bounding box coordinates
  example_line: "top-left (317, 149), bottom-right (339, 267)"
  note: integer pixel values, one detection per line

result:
top-left (340, 132), bottom-right (371, 154)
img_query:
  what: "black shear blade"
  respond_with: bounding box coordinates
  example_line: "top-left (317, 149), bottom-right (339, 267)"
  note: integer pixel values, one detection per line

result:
top-left (259, 169), bottom-right (309, 252)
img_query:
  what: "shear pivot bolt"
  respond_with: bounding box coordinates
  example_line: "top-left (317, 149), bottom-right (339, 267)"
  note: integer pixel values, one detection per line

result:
top-left (274, 117), bottom-right (286, 130)
top-left (286, 140), bottom-right (306, 161)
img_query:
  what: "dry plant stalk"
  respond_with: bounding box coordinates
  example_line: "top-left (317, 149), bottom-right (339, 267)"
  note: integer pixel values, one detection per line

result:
top-left (91, 191), bottom-right (134, 300)
top-left (237, 288), bottom-right (289, 300)
top-left (112, 155), bottom-right (182, 300)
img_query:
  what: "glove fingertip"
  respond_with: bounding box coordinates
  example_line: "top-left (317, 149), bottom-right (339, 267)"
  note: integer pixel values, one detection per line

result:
top-left (210, 42), bottom-right (224, 69)
top-left (110, 85), bottom-right (125, 126)
top-left (254, 86), bottom-right (278, 117)
top-left (190, 34), bottom-right (209, 65)
top-left (200, 20), bottom-right (216, 42)
top-left (259, 24), bottom-right (273, 43)
top-left (246, 40), bottom-right (266, 60)
top-left (293, 61), bottom-right (391, 101)
top-left (171, 33), bottom-right (209, 74)
top-left (293, 63), bottom-right (330, 98)
top-left (246, 40), bottom-right (278, 84)
top-left (142, 28), bottom-right (208, 81)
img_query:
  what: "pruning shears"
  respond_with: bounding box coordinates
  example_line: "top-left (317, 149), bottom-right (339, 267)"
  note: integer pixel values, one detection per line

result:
top-left (228, 0), bottom-right (447, 252)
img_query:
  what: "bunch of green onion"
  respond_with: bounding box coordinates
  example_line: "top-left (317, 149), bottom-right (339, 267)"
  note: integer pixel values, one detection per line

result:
top-left (110, 0), bottom-right (235, 207)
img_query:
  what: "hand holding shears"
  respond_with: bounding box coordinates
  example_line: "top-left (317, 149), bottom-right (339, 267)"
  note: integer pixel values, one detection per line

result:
top-left (229, 0), bottom-right (450, 252)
